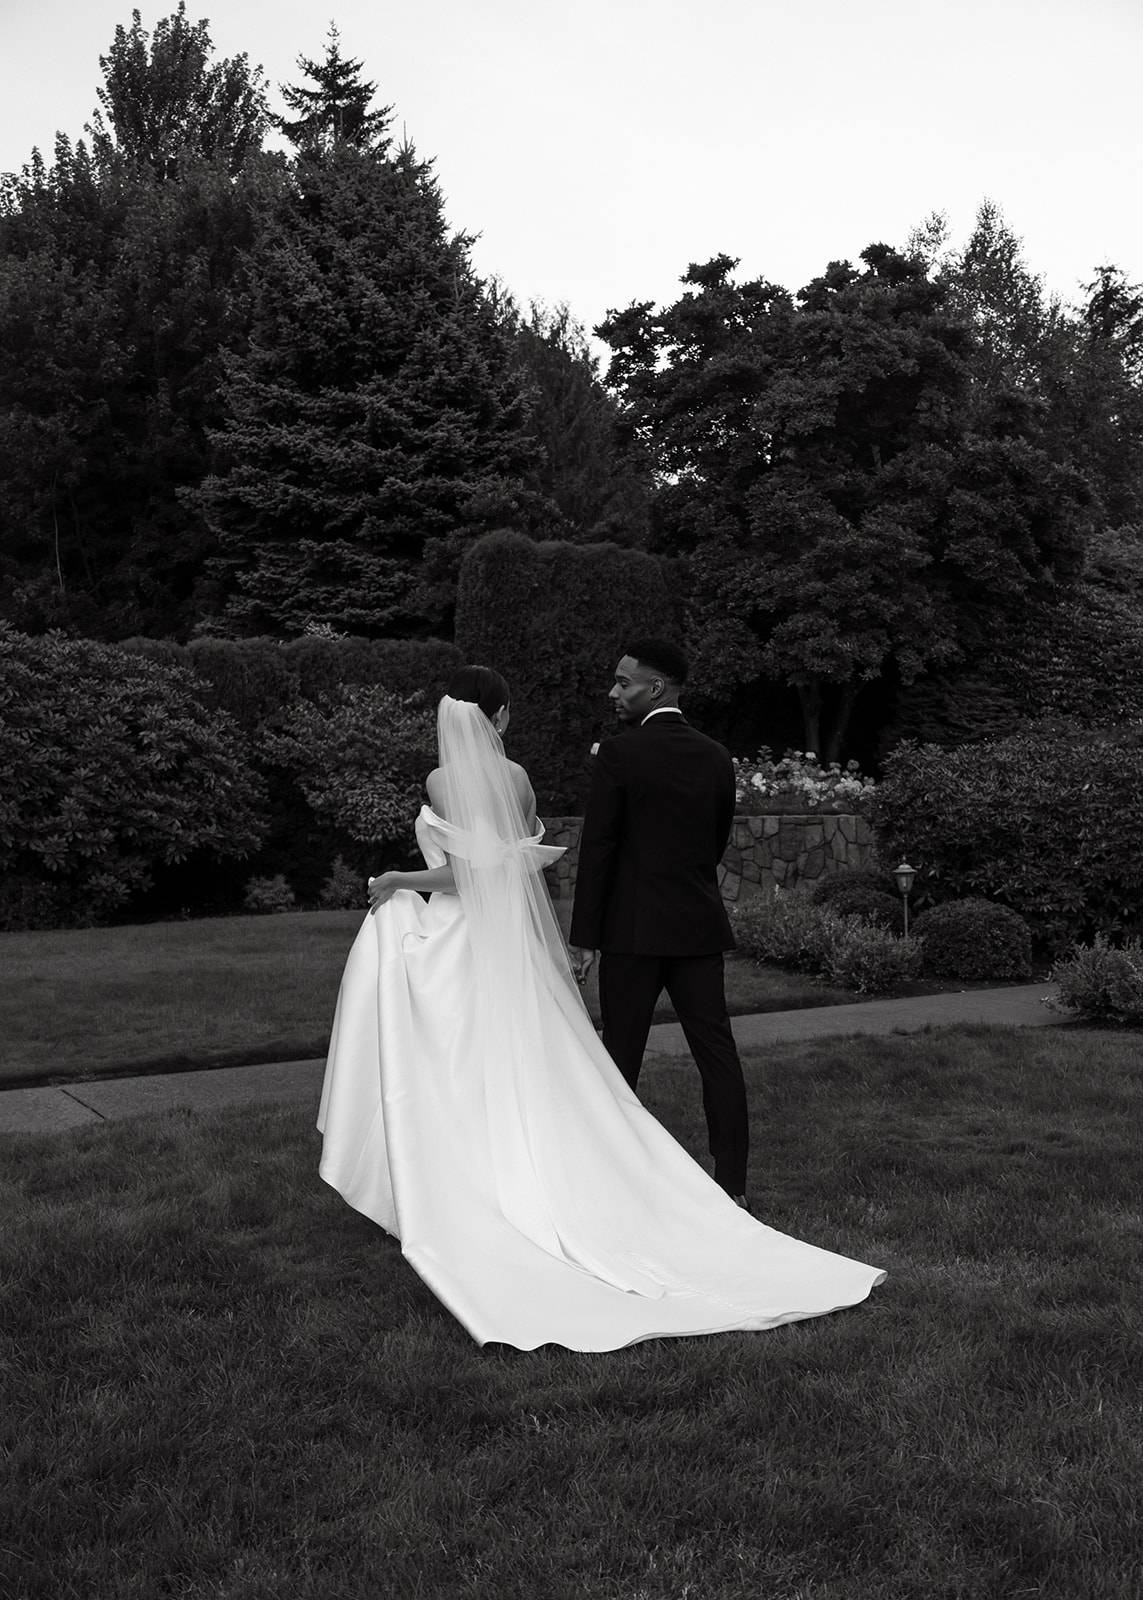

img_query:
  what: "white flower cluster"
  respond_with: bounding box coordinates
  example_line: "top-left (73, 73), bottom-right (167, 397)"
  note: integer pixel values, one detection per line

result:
top-left (732, 748), bottom-right (876, 812)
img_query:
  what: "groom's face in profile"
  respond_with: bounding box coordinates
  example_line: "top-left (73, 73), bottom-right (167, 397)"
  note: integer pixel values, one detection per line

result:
top-left (610, 655), bottom-right (661, 725)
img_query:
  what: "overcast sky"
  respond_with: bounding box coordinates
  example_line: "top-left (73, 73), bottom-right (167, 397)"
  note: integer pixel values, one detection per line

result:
top-left (2, 0), bottom-right (1140, 352)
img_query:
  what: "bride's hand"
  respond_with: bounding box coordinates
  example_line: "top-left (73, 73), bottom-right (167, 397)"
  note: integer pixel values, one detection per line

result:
top-left (368, 872), bottom-right (403, 910)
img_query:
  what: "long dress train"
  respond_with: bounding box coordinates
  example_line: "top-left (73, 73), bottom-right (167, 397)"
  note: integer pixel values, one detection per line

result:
top-left (318, 807), bottom-right (885, 1350)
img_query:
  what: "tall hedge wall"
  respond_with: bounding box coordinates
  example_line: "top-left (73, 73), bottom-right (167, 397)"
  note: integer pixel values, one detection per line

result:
top-left (453, 531), bottom-right (676, 811)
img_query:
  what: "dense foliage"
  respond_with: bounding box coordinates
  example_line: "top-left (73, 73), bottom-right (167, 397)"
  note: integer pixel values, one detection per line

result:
top-left (599, 240), bottom-right (1096, 760)
top-left (118, 634), bottom-right (461, 729)
top-left (886, 526), bottom-right (1143, 748)
top-left (454, 530), bottom-right (676, 812)
top-left (120, 635), bottom-right (457, 910)
top-left (871, 729), bottom-right (1143, 950)
top-left (0, 17), bottom-right (550, 644)
top-left (910, 898), bottom-right (1033, 980)
top-left (496, 296), bottom-right (650, 545)
top-left (0, 626), bottom-right (264, 928)
top-left (0, 141), bottom-right (285, 639)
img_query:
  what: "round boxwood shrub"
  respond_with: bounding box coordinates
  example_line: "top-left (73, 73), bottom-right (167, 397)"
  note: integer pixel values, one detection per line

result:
top-left (818, 883), bottom-right (904, 935)
top-left (911, 897), bottom-right (1033, 980)
top-left (810, 867), bottom-right (900, 907)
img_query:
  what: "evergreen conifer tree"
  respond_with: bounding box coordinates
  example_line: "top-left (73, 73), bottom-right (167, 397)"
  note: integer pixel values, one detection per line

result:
top-left (273, 27), bottom-right (392, 153)
top-left (0, 14), bottom-right (278, 640)
top-left (193, 133), bottom-right (544, 637)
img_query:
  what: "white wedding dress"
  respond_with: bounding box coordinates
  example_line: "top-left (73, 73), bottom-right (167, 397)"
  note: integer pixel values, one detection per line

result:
top-left (318, 794), bottom-right (886, 1352)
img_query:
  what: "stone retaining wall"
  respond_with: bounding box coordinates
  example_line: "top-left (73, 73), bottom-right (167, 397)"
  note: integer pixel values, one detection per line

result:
top-left (542, 813), bottom-right (875, 904)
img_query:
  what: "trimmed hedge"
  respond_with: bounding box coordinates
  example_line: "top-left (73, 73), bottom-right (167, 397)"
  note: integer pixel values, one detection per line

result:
top-left (871, 726), bottom-right (1143, 951)
top-left (911, 898), bottom-right (1033, 980)
top-left (454, 530), bottom-right (676, 812)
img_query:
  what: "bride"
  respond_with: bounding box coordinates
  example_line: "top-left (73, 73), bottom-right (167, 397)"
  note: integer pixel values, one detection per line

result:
top-left (317, 665), bottom-right (885, 1351)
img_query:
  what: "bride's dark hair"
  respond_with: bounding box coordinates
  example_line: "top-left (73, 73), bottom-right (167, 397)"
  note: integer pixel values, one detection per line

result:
top-left (446, 664), bottom-right (510, 720)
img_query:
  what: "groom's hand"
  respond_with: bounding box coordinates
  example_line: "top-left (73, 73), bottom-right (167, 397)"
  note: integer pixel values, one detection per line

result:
top-left (568, 945), bottom-right (597, 984)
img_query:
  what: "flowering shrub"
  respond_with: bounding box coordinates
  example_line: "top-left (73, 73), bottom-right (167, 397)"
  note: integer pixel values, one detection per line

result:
top-left (1049, 936), bottom-right (1143, 1024)
top-left (732, 748), bottom-right (876, 813)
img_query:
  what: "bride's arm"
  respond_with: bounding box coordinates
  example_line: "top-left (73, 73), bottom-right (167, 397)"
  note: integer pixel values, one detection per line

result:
top-left (369, 863), bottom-right (455, 908)
top-left (509, 761), bottom-right (539, 833)
top-left (370, 766), bottom-right (456, 906)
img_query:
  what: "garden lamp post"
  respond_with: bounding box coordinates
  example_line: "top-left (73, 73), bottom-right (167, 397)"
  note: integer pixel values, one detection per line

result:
top-left (894, 861), bottom-right (916, 939)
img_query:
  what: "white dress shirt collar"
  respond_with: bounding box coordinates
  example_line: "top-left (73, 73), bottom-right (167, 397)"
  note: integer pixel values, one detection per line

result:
top-left (640, 706), bottom-right (685, 725)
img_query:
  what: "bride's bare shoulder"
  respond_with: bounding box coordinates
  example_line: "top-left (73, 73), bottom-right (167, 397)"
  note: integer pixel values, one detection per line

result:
top-left (506, 759), bottom-right (534, 793)
top-left (425, 767), bottom-right (446, 808)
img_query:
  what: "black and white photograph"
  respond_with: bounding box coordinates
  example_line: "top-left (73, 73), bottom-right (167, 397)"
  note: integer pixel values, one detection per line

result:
top-left (2, 2), bottom-right (1141, 1595)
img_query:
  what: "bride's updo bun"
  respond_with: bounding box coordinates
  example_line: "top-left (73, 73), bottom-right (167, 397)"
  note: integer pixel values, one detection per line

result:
top-left (446, 664), bottom-right (510, 721)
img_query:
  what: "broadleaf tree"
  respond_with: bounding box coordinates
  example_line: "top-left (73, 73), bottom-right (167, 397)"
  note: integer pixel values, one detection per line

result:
top-left (0, 12), bottom-right (279, 639)
top-left (87, 2), bottom-right (269, 178)
top-left (599, 245), bottom-right (1095, 759)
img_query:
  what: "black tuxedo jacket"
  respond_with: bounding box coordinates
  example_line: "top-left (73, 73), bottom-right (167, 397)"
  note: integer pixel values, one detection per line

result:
top-left (569, 712), bottom-right (736, 956)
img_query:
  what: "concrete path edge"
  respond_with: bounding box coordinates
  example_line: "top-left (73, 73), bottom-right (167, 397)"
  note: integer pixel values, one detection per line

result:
top-left (0, 983), bottom-right (1063, 1137)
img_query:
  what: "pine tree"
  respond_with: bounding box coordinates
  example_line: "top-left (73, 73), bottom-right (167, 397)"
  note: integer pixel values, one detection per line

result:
top-left (193, 140), bottom-right (545, 638)
top-left (273, 27), bottom-right (392, 153)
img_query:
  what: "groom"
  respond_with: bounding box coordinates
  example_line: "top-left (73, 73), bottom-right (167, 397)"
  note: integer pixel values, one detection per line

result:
top-left (568, 639), bottom-right (751, 1208)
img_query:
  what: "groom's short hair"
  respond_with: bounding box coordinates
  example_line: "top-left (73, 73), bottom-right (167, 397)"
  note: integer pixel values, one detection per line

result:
top-left (625, 638), bottom-right (689, 686)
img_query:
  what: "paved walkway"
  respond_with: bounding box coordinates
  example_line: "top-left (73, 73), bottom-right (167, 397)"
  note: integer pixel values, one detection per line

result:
top-left (0, 983), bottom-right (1062, 1137)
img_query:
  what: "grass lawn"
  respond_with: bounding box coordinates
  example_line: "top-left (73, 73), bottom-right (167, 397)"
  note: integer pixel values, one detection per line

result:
top-left (3, 1025), bottom-right (1141, 1598)
top-left (0, 909), bottom-right (854, 1086)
